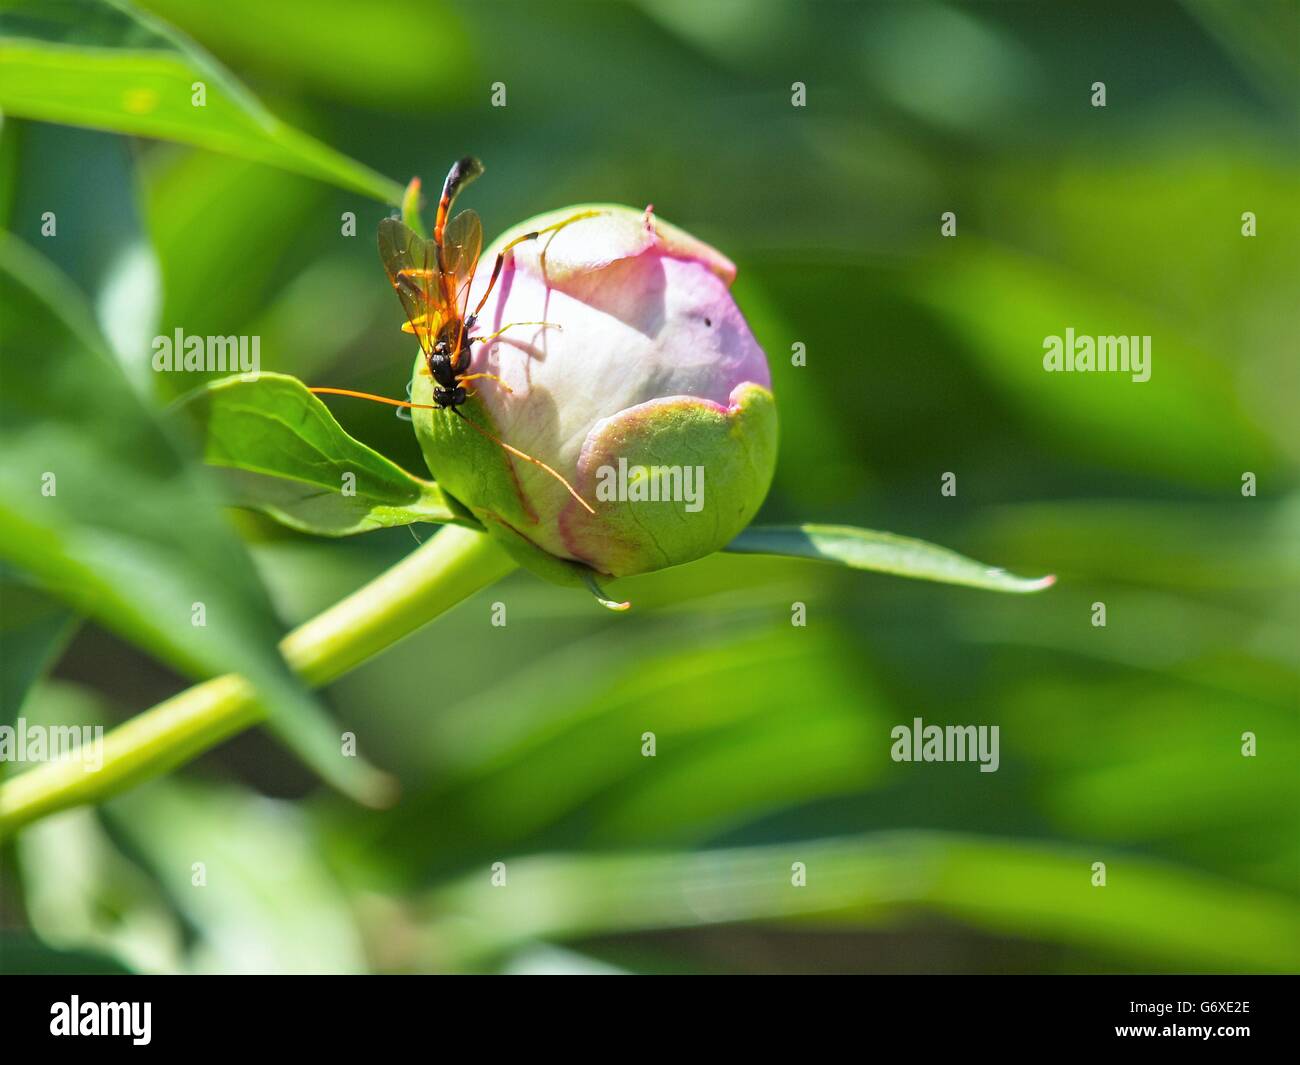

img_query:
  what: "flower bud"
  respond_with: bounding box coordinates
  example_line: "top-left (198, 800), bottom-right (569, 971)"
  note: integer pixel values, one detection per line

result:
top-left (412, 204), bottom-right (777, 585)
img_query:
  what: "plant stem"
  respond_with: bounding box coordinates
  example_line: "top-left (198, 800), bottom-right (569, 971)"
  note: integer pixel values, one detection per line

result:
top-left (0, 525), bottom-right (517, 838)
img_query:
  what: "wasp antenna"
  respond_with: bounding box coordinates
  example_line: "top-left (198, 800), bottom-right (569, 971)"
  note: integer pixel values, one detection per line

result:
top-left (309, 387), bottom-right (439, 411)
top-left (451, 407), bottom-right (595, 515)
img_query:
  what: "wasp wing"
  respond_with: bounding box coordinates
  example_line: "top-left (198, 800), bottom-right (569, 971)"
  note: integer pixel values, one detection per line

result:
top-left (378, 217), bottom-right (444, 356)
top-left (442, 208), bottom-right (483, 320)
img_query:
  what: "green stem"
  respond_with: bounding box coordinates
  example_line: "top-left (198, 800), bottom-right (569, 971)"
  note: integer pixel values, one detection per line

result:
top-left (0, 525), bottom-right (517, 838)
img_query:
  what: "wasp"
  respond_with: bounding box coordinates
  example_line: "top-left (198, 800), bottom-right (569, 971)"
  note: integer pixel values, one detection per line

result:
top-left (312, 157), bottom-right (595, 513)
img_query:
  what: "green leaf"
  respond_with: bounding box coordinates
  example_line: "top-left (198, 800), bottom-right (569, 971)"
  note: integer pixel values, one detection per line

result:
top-left (130, 0), bottom-right (473, 111)
top-left (423, 832), bottom-right (1300, 973)
top-left (725, 523), bottom-right (1055, 593)
top-left (0, 233), bottom-right (389, 804)
top-left (178, 373), bottom-right (472, 536)
top-left (7, 120), bottom-right (163, 396)
top-left (12, 682), bottom-right (185, 972)
top-left (0, 573), bottom-right (77, 732)
top-left (143, 153), bottom-right (336, 398)
top-left (364, 623), bottom-right (888, 865)
top-left (400, 176), bottom-right (426, 238)
top-left (0, 0), bottom-right (403, 203)
top-left (107, 777), bottom-right (369, 972)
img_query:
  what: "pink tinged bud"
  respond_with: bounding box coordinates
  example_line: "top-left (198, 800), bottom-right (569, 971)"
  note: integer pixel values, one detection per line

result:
top-left (413, 204), bottom-right (778, 580)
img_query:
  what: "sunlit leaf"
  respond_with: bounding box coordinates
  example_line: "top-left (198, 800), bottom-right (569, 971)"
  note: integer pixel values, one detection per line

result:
top-left (135, 0), bottom-right (472, 109)
top-left (0, 0), bottom-right (403, 202)
top-left (178, 373), bottom-right (472, 536)
top-left (726, 524), bottom-right (1055, 593)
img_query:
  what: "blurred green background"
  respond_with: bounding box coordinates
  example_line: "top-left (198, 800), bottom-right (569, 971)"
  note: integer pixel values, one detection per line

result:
top-left (1, 0), bottom-right (1297, 973)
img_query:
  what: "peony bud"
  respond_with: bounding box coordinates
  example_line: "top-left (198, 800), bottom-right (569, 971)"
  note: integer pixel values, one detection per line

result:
top-left (411, 205), bottom-right (777, 587)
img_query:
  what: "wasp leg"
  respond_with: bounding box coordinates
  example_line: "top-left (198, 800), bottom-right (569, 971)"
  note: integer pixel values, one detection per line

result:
top-left (458, 372), bottom-right (514, 395)
top-left (472, 320), bottom-right (562, 345)
top-left (401, 312), bottom-right (437, 336)
top-left (469, 210), bottom-right (603, 321)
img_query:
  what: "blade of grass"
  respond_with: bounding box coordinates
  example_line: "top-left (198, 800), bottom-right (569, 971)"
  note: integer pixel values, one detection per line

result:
top-left (0, 0), bottom-right (403, 202)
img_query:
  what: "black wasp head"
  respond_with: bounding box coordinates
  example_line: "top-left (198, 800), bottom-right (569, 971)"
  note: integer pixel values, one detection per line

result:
top-left (434, 385), bottom-right (466, 409)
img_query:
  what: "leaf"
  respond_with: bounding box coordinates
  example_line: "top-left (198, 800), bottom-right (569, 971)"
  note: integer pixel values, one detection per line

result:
top-left (5, 121), bottom-right (162, 395)
top-left (13, 682), bottom-right (186, 972)
top-left (0, 0), bottom-right (403, 203)
top-left (178, 373), bottom-right (472, 536)
top-left (105, 776), bottom-right (369, 973)
top-left (362, 623), bottom-right (888, 866)
top-left (0, 572), bottom-right (78, 732)
top-left (0, 934), bottom-right (132, 975)
top-left (401, 176), bottom-right (426, 237)
top-left (725, 523), bottom-right (1054, 593)
top-left (129, 0), bottom-right (473, 111)
top-left (143, 153), bottom-right (335, 398)
top-left (0, 233), bottom-right (388, 803)
top-left (423, 832), bottom-right (1300, 973)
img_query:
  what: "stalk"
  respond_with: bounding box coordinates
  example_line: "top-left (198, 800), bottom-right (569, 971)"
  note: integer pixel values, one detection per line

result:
top-left (0, 525), bottom-right (517, 838)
